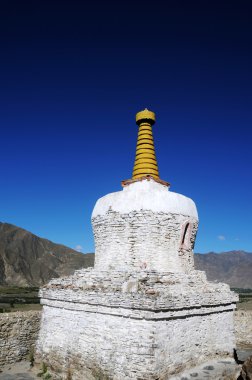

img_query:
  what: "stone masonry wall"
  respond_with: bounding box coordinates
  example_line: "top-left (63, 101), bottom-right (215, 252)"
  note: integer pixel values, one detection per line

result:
top-left (0, 310), bottom-right (41, 367)
top-left (37, 268), bottom-right (238, 379)
top-left (93, 210), bottom-right (198, 273)
top-left (234, 310), bottom-right (252, 348)
top-left (37, 303), bottom-right (236, 380)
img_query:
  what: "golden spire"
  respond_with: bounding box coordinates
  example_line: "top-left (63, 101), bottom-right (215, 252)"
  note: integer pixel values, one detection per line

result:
top-left (121, 109), bottom-right (169, 187)
top-left (132, 108), bottom-right (159, 180)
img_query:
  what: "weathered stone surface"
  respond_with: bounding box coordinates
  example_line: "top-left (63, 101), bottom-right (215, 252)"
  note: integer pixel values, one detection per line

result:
top-left (36, 268), bottom-right (237, 379)
top-left (234, 310), bottom-right (252, 348)
top-left (0, 311), bottom-right (41, 366)
top-left (93, 210), bottom-right (198, 273)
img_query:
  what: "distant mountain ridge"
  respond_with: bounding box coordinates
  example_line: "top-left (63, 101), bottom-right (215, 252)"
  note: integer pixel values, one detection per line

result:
top-left (0, 222), bottom-right (94, 286)
top-left (0, 222), bottom-right (251, 288)
top-left (194, 251), bottom-right (252, 289)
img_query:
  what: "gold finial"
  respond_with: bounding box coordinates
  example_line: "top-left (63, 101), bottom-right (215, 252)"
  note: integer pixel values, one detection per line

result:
top-left (136, 108), bottom-right (156, 125)
top-left (121, 109), bottom-right (170, 188)
top-left (132, 108), bottom-right (159, 180)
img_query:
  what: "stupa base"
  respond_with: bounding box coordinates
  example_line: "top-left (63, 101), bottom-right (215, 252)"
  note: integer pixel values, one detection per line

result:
top-left (36, 269), bottom-right (238, 379)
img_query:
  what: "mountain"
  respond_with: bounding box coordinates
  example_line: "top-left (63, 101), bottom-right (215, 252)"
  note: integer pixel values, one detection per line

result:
top-left (0, 222), bottom-right (94, 287)
top-left (194, 251), bottom-right (252, 289)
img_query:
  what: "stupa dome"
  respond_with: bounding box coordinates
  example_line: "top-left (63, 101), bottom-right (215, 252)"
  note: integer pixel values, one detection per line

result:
top-left (92, 179), bottom-right (198, 219)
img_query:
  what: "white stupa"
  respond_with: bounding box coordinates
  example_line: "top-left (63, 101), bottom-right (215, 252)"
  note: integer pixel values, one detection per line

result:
top-left (36, 109), bottom-right (238, 379)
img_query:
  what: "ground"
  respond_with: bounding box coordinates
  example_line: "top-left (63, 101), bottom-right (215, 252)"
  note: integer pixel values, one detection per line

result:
top-left (0, 360), bottom-right (244, 380)
top-left (0, 362), bottom-right (37, 380)
top-left (0, 353), bottom-right (251, 380)
top-left (170, 358), bottom-right (241, 380)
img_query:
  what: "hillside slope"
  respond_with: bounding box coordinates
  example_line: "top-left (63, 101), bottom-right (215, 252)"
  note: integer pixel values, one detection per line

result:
top-left (194, 251), bottom-right (252, 288)
top-left (0, 222), bottom-right (94, 286)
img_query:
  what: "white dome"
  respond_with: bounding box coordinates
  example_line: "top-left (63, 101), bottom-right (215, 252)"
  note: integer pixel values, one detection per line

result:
top-left (92, 179), bottom-right (198, 220)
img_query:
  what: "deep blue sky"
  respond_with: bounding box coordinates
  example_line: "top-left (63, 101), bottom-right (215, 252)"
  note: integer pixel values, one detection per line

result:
top-left (0, 1), bottom-right (251, 253)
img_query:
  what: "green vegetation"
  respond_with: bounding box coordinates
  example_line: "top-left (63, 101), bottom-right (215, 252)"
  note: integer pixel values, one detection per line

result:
top-left (0, 286), bottom-right (41, 313)
top-left (231, 288), bottom-right (252, 310)
top-left (37, 362), bottom-right (52, 378)
top-left (29, 347), bottom-right (35, 367)
top-left (43, 374), bottom-right (52, 380)
top-left (41, 362), bottom-right (48, 374)
top-left (231, 288), bottom-right (252, 294)
top-left (231, 288), bottom-right (252, 302)
top-left (0, 286), bottom-right (39, 294)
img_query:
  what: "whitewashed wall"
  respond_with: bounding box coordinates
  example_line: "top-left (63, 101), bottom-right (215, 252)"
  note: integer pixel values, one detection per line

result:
top-left (37, 268), bottom-right (238, 379)
top-left (93, 210), bottom-right (198, 273)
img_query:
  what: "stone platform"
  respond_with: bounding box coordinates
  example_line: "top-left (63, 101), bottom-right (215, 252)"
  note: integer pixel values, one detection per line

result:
top-left (36, 268), bottom-right (238, 379)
